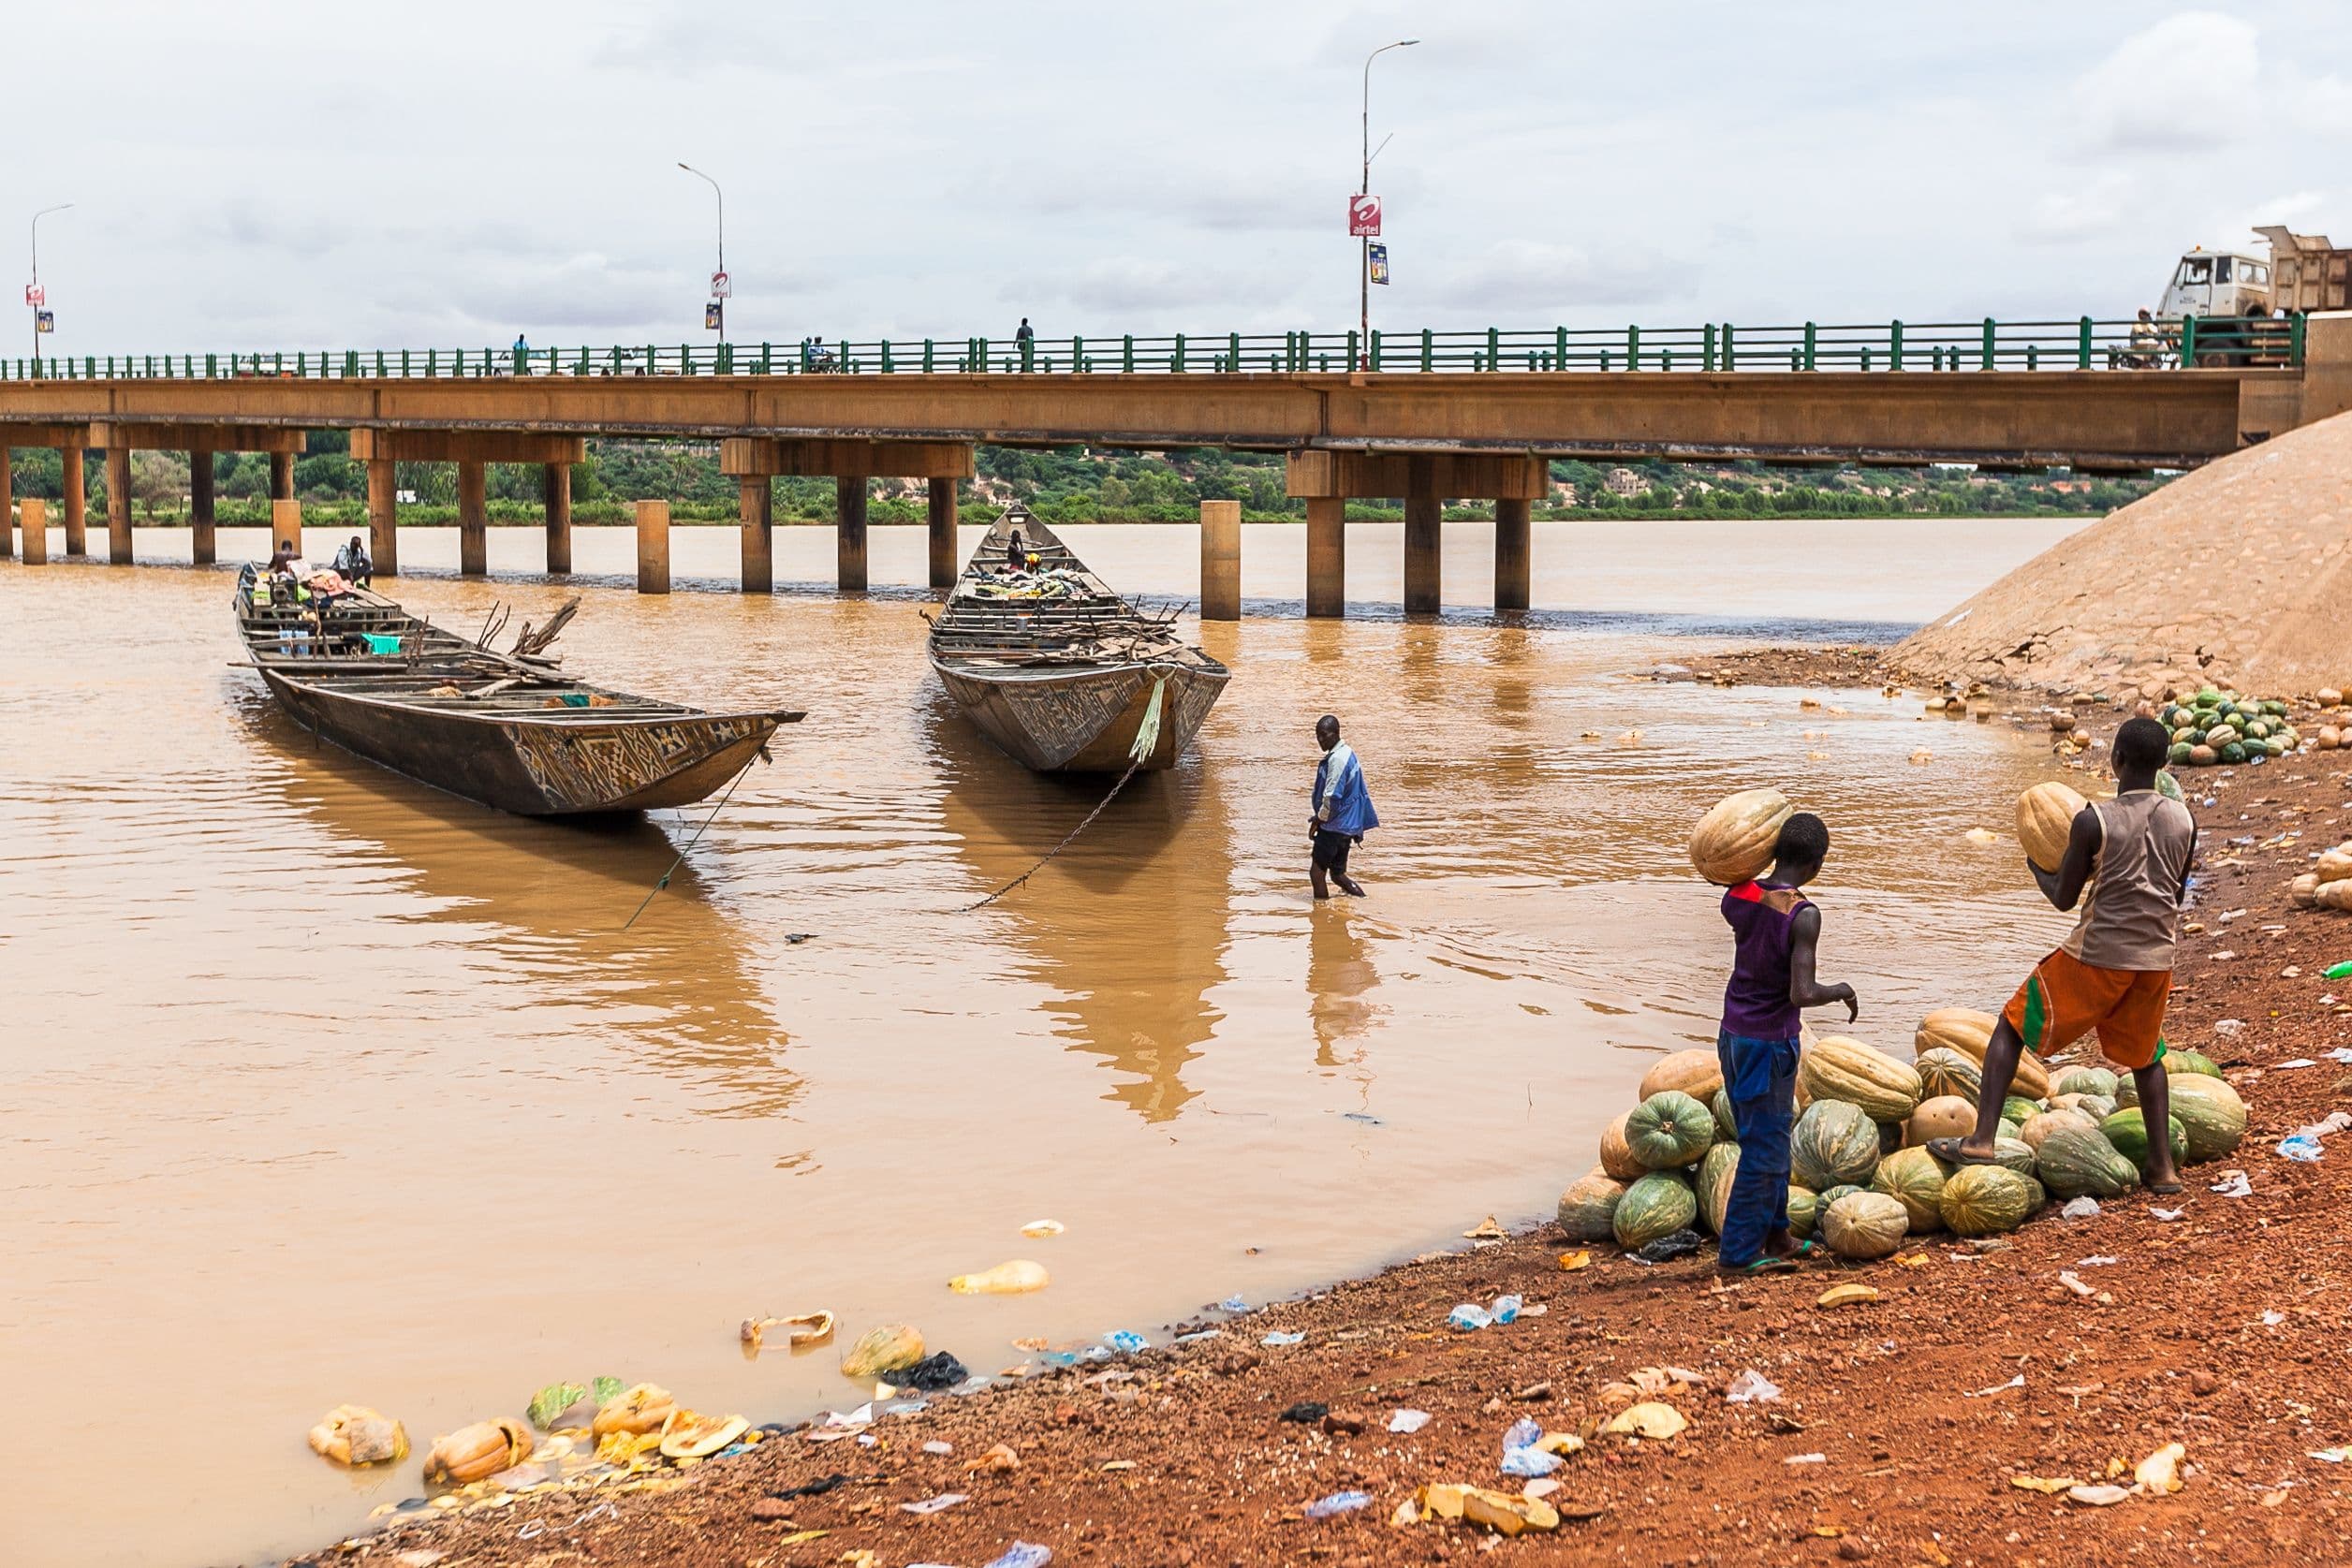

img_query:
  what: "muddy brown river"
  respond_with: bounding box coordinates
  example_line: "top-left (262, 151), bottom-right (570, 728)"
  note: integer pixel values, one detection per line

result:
top-left (2, 517), bottom-right (2090, 1565)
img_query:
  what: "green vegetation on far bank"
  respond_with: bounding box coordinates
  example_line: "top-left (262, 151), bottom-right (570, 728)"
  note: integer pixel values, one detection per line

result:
top-left (6, 432), bottom-right (2168, 525)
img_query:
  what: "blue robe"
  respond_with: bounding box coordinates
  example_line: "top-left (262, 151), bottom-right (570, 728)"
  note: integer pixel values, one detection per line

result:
top-left (1313, 742), bottom-right (1379, 837)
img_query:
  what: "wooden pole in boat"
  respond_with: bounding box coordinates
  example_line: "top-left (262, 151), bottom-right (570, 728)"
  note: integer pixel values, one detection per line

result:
top-left (739, 476), bottom-right (772, 593)
top-left (457, 460), bottom-right (488, 576)
top-left (636, 499), bottom-right (670, 593)
top-left (927, 475), bottom-right (958, 590)
top-left (19, 496), bottom-right (46, 565)
top-left (190, 447), bottom-right (215, 565)
top-left (366, 458), bottom-right (398, 578)
top-left (1305, 496), bottom-right (1345, 619)
top-left (106, 444), bottom-right (132, 564)
top-left (544, 462), bottom-right (572, 575)
top-left (836, 476), bottom-right (868, 593)
top-left (1198, 498), bottom-right (1241, 621)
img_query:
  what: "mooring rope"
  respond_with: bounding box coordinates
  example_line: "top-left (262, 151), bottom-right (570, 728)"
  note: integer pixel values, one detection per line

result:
top-left (622, 752), bottom-right (763, 931)
top-left (957, 671), bottom-right (1169, 915)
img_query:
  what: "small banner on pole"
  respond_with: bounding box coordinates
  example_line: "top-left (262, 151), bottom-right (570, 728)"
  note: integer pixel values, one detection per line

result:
top-left (704, 301), bottom-right (723, 331)
top-left (24, 282), bottom-right (44, 306)
top-left (1368, 243), bottom-right (1389, 286)
top-left (1348, 194), bottom-right (1382, 238)
top-left (36, 309), bottom-right (54, 333)
top-left (711, 270), bottom-right (731, 299)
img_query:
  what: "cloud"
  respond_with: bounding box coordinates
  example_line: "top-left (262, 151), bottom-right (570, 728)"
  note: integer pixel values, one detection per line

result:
top-left (1010, 256), bottom-right (1299, 315)
top-left (1430, 241), bottom-right (1674, 315)
top-left (2069, 11), bottom-right (2261, 152)
top-left (2018, 173), bottom-right (2140, 245)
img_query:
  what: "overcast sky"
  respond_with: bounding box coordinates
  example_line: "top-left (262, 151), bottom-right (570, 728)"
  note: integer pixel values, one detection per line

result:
top-left (7, 1), bottom-right (2349, 357)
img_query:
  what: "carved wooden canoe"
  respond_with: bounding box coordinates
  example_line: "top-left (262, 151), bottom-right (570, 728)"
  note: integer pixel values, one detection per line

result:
top-left (235, 573), bottom-right (801, 815)
top-left (928, 507), bottom-right (1227, 772)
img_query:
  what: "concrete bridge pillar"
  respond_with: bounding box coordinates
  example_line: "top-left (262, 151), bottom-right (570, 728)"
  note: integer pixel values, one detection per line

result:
top-left (366, 459), bottom-right (399, 577)
top-left (1305, 497), bottom-right (1345, 619)
top-left (106, 446), bottom-right (133, 564)
top-left (836, 476), bottom-right (868, 592)
top-left (272, 498), bottom-right (302, 558)
top-left (928, 476), bottom-right (958, 588)
top-left (270, 450), bottom-right (295, 504)
top-left (1199, 498), bottom-right (1241, 621)
top-left (457, 460), bottom-right (488, 576)
top-left (0, 447), bottom-right (12, 560)
top-left (1494, 497), bottom-right (1532, 612)
top-left (636, 499), bottom-right (670, 593)
top-left (20, 497), bottom-right (46, 564)
top-left (190, 449), bottom-right (215, 564)
top-left (1403, 457), bottom-right (1441, 616)
top-left (63, 443), bottom-right (86, 556)
top-left (739, 476), bottom-right (773, 593)
top-left (544, 463), bottom-right (571, 575)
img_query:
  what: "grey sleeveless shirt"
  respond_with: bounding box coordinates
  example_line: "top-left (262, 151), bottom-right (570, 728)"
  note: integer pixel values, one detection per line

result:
top-left (2062, 791), bottom-right (2196, 972)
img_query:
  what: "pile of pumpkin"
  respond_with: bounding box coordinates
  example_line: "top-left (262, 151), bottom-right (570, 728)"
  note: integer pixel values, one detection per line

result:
top-left (1563, 786), bottom-right (2251, 1263)
top-left (2290, 841), bottom-right (2352, 914)
top-left (2157, 687), bottom-right (2299, 768)
top-left (1555, 1017), bottom-right (2249, 1260)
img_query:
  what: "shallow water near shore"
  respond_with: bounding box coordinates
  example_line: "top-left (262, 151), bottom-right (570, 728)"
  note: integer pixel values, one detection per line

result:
top-left (2, 517), bottom-right (2088, 1566)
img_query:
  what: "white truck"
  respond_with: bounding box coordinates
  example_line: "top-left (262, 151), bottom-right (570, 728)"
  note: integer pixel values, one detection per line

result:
top-left (2154, 228), bottom-right (2351, 364)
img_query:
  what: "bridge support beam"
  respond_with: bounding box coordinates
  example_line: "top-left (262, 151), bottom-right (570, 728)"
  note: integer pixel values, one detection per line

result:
top-left (928, 476), bottom-right (958, 589)
top-left (1199, 498), bottom-right (1241, 621)
top-left (636, 499), bottom-right (669, 594)
top-left (367, 458), bottom-right (398, 578)
top-left (457, 460), bottom-right (488, 576)
top-left (272, 498), bottom-right (302, 558)
top-left (740, 476), bottom-right (772, 593)
top-left (106, 445), bottom-right (132, 564)
top-left (837, 477), bottom-right (868, 593)
top-left (0, 447), bottom-right (11, 560)
top-left (1494, 497), bottom-right (1531, 612)
top-left (1404, 458), bottom-right (1441, 616)
top-left (20, 497), bottom-right (46, 564)
top-left (1305, 497), bottom-right (1345, 619)
top-left (190, 449), bottom-right (214, 564)
top-left (63, 443), bottom-right (86, 556)
top-left (544, 463), bottom-right (571, 574)
top-left (270, 451), bottom-right (295, 504)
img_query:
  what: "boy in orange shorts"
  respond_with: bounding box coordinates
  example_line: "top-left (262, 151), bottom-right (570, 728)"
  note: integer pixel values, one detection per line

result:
top-left (1930, 716), bottom-right (2197, 1193)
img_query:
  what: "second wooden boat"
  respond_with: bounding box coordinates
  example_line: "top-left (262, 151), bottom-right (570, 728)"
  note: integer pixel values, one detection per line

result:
top-left (927, 507), bottom-right (1228, 772)
top-left (235, 572), bottom-right (801, 815)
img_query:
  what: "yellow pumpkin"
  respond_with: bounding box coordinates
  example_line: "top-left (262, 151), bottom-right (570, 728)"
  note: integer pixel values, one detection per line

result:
top-left (2290, 873), bottom-right (2320, 908)
top-left (1638, 1048), bottom-right (1725, 1103)
top-left (1688, 788), bottom-right (1794, 887)
top-left (2016, 782), bottom-right (2088, 873)
top-left (306, 1404), bottom-right (409, 1467)
top-left (2320, 879), bottom-right (2352, 912)
top-left (590, 1383), bottom-right (676, 1441)
top-left (658, 1407), bottom-right (750, 1459)
top-left (422, 1416), bottom-right (532, 1485)
top-left (2018, 1107), bottom-right (2097, 1153)
top-left (840, 1324), bottom-right (927, 1379)
top-left (1917, 1006), bottom-right (2049, 1100)
top-left (1796, 1035), bottom-right (1923, 1121)
top-left (1598, 1111), bottom-right (1647, 1182)
top-left (1904, 1094), bottom-right (1977, 1147)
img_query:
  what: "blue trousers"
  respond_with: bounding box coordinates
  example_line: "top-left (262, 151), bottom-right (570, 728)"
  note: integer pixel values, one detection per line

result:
top-left (1715, 1030), bottom-right (1800, 1266)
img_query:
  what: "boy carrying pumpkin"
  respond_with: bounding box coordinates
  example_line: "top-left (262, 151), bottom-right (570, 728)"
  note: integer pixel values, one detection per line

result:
top-left (1716, 812), bottom-right (1859, 1276)
top-left (1929, 716), bottom-right (2195, 1194)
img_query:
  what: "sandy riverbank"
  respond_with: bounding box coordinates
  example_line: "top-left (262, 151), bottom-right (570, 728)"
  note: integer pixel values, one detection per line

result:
top-left (301, 668), bottom-right (2352, 1568)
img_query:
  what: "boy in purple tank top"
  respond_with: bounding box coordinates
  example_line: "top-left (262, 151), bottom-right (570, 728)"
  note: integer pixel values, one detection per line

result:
top-left (1715, 813), bottom-right (1858, 1276)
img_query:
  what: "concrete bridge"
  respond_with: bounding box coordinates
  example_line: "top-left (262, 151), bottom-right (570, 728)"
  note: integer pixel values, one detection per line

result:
top-left (5, 313), bottom-right (2347, 616)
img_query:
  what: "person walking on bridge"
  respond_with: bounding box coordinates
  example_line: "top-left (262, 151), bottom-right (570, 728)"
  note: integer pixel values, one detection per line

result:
top-left (1309, 714), bottom-right (1377, 901)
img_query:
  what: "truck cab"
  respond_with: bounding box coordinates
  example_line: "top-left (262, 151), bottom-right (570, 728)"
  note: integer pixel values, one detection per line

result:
top-left (2157, 250), bottom-right (2271, 319)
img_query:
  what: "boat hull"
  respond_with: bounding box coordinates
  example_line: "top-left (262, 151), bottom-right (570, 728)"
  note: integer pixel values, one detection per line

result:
top-left (932, 659), bottom-right (1228, 773)
top-left (262, 673), bottom-right (778, 815)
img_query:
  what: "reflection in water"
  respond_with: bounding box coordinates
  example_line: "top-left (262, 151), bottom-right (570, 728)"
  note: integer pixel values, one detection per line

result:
top-left (930, 695), bottom-right (1232, 1121)
top-left (1306, 905), bottom-right (1384, 1064)
top-left (256, 695), bottom-right (801, 1121)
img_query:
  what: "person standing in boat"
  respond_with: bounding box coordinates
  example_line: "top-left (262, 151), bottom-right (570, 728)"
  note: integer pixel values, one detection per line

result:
top-left (1006, 524), bottom-right (1027, 572)
top-left (1309, 714), bottom-right (1377, 901)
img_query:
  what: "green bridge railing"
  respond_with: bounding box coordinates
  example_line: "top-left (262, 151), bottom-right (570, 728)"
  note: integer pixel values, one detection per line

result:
top-left (0, 314), bottom-right (2306, 383)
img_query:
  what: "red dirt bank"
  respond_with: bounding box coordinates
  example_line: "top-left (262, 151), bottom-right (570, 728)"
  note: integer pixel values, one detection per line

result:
top-left (309, 729), bottom-right (2352, 1568)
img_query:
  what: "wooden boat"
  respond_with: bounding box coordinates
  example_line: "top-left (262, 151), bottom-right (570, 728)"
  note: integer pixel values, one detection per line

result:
top-left (234, 570), bottom-right (801, 816)
top-left (927, 506), bottom-right (1228, 772)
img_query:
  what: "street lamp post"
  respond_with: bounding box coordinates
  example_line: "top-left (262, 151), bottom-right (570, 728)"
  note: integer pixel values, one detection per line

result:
top-left (678, 163), bottom-right (725, 340)
top-left (29, 202), bottom-right (71, 367)
top-left (1360, 39), bottom-right (1417, 367)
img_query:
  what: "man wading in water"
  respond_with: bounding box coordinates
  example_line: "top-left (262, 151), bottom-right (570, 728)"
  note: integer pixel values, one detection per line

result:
top-left (1930, 716), bottom-right (2195, 1193)
top-left (1309, 715), bottom-right (1377, 900)
top-left (1716, 813), bottom-right (1856, 1276)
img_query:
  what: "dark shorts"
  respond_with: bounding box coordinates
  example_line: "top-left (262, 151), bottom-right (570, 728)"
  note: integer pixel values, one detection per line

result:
top-left (1312, 829), bottom-right (1356, 872)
